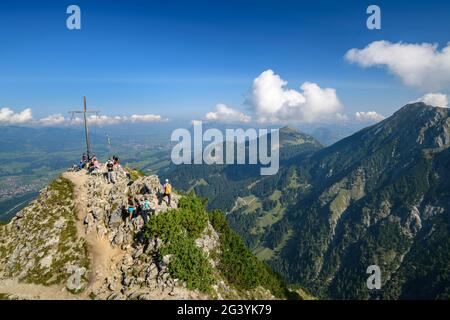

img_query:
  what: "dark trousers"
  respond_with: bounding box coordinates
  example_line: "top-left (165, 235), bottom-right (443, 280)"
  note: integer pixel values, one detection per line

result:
top-left (141, 210), bottom-right (149, 224)
top-left (162, 193), bottom-right (171, 205)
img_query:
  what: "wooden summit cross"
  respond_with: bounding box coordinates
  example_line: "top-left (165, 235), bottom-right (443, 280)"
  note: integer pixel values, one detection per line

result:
top-left (69, 96), bottom-right (100, 161)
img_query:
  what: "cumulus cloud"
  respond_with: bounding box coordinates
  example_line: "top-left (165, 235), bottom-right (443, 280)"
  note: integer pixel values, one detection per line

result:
top-left (417, 93), bottom-right (449, 108)
top-left (355, 111), bottom-right (386, 122)
top-left (85, 115), bottom-right (123, 126)
top-left (129, 114), bottom-right (164, 123)
top-left (0, 107), bottom-right (166, 126)
top-left (205, 103), bottom-right (251, 123)
top-left (345, 41), bottom-right (450, 91)
top-left (248, 70), bottom-right (343, 123)
top-left (0, 107), bottom-right (33, 125)
top-left (71, 114), bottom-right (165, 126)
top-left (38, 114), bottom-right (67, 126)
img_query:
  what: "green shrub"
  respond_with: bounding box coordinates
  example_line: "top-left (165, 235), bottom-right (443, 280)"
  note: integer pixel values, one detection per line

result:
top-left (144, 193), bottom-right (295, 297)
top-left (144, 193), bottom-right (213, 292)
top-left (160, 236), bottom-right (214, 292)
top-left (177, 195), bottom-right (209, 239)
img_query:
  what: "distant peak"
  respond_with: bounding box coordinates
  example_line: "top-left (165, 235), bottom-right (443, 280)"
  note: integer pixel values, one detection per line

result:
top-left (279, 126), bottom-right (300, 133)
top-left (394, 102), bottom-right (449, 118)
top-left (401, 102), bottom-right (429, 109)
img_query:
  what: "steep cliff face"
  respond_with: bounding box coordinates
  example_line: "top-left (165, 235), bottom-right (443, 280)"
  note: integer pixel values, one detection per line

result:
top-left (0, 167), bottom-right (291, 300)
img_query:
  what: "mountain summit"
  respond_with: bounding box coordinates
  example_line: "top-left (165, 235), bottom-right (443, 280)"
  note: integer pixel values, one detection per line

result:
top-left (0, 168), bottom-right (295, 299)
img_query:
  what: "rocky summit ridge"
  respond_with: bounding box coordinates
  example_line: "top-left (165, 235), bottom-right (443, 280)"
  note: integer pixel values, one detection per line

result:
top-left (0, 166), bottom-right (289, 300)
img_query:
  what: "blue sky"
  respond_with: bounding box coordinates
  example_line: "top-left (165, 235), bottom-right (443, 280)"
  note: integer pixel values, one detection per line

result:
top-left (0, 0), bottom-right (449, 122)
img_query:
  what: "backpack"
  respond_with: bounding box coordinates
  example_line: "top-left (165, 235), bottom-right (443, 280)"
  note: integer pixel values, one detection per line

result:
top-left (107, 160), bottom-right (114, 171)
top-left (165, 183), bottom-right (172, 194)
top-left (143, 200), bottom-right (151, 210)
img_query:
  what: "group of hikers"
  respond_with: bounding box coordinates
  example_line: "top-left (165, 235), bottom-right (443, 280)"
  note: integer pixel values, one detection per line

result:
top-left (127, 178), bottom-right (172, 223)
top-left (75, 154), bottom-right (130, 183)
top-left (72, 153), bottom-right (173, 223)
top-left (127, 195), bottom-right (153, 224)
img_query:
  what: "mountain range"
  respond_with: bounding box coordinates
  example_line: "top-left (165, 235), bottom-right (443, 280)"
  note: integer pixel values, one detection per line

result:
top-left (167, 103), bottom-right (450, 299)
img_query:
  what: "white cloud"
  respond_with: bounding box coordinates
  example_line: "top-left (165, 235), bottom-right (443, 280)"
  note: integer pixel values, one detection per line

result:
top-left (248, 70), bottom-right (343, 123)
top-left (345, 41), bottom-right (450, 91)
top-left (417, 93), bottom-right (448, 108)
top-left (205, 103), bottom-right (251, 123)
top-left (86, 115), bottom-right (123, 126)
top-left (129, 114), bottom-right (164, 123)
top-left (38, 114), bottom-right (67, 126)
top-left (73, 114), bottom-right (166, 126)
top-left (355, 111), bottom-right (386, 122)
top-left (0, 107), bottom-right (33, 124)
top-left (0, 107), bottom-right (166, 126)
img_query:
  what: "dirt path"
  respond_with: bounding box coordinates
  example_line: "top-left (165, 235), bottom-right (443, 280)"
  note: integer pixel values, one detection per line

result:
top-left (62, 171), bottom-right (124, 297)
top-left (0, 279), bottom-right (81, 300)
top-left (0, 172), bottom-right (123, 300)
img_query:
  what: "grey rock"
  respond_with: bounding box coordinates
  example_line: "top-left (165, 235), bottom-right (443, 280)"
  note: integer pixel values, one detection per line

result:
top-left (112, 229), bottom-right (124, 246)
top-left (108, 210), bottom-right (123, 228)
top-left (66, 266), bottom-right (86, 292)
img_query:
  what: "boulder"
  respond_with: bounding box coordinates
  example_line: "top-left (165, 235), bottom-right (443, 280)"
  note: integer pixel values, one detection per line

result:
top-left (66, 266), bottom-right (86, 292)
top-left (108, 210), bottom-right (123, 228)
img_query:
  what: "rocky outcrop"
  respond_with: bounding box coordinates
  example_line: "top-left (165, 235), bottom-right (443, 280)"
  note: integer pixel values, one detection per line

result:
top-left (74, 169), bottom-right (221, 300)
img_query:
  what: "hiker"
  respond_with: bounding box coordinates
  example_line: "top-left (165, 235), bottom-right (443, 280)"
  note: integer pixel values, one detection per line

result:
top-left (113, 156), bottom-right (131, 180)
top-left (135, 197), bottom-right (142, 216)
top-left (127, 196), bottom-right (136, 220)
top-left (162, 179), bottom-right (172, 206)
top-left (141, 196), bottom-right (152, 223)
top-left (106, 158), bottom-right (115, 184)
top-left (87, 157), bottom-right (100, 174)
top-left (112, 156), bottom-right (121, 181)
top-left (79, 154), bottom-right (87, 169)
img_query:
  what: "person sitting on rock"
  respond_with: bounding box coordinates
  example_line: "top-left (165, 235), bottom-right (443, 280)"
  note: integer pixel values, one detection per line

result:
top-left (77, 160), bottom-right (85, 170)
top-left (75, 154), bottom-right (87, 171)
top-left (87, 157), bottom-right (100, 174)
